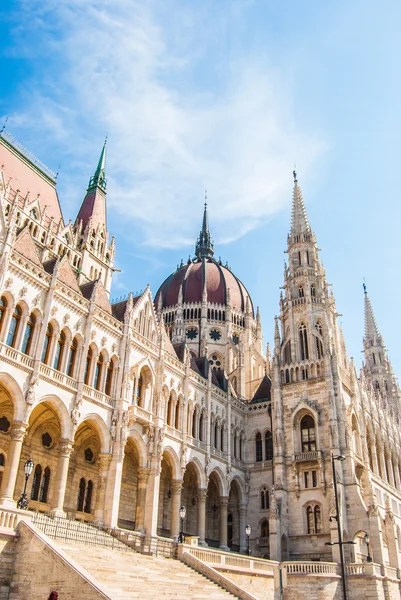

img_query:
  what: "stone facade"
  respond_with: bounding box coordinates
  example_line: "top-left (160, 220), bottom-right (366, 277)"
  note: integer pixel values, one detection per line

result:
top-left (0, 130), bottom-right (400, 582)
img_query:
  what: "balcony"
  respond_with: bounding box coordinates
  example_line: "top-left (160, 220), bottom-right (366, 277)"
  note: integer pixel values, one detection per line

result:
top-left (82, 384), bottom-right (114, 407)
top-left (294, 450), bottom-right (321, 463)
top-left (0, 342), bottom-right (34, 372)
top-left (128, 404), bottom-right (153, 426)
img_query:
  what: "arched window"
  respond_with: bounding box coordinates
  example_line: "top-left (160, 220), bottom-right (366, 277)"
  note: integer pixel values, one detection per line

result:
top-left (261, 519), bottom-right (269, 538)
top-left (66, 337), bottom-right (77, 377)
top-left (214, 421), bottom-right (219, 448)
top-left (284, 341), bottom-right (291, 364)
top-left (299, 323), bottom-right (309, 360)
top-left (41, 324), bottom-right (53, 364)
top-left (260, 487), bottom-right (269, 510)
top-left (53, 331), bottom-right (65, 371)
top-left (39, 467), bottom-right (51, 503)
top-left (0, 297), bottom-right (7, 334)
top-left (6, 305), bottom-right (21, 347)
top-left (136, 375), bottom-right (143, 406)
top-left (221, 425), bottom-right (225, 451)
top-left (94, 353), bottom-right (104, 390)
top-left (84, 348), bottom-right (92, 385)
top-left (298, 287), bottom-right (304, 298)
top-left (167, 394), bottom-right (173, 426)
top-left (77, 478), bottom-right (86, 512)
top-left (175, 400), bottom-right (180, 430)
top-left (265, 430), bottom-right (273, 461)
top-left (84, 480), bottom-right (93, 513)
top-left (301, 415), bottom-right (316, 452)
top-left (105, 361), bottom-right (113, 396)
top-left (31, 464), bottom-right (42, 501)
top-left (307, 505), bottom-right (322, 534)
top-left (21, 312), bottom-right (36, 355)
top-left (192, 409), bottom-right (197, 438)
top-left (255, 432), bottom-right (263, 462)
top-left (199, 411), bottom-right (204, 442)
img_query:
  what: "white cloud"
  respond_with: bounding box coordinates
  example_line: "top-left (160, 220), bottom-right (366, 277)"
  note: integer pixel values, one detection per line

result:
top-left (6, 0), bottom-right (325, 248)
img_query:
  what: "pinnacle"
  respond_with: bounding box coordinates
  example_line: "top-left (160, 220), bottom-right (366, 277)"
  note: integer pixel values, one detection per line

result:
top-left (290, 173), bottom-right (311, 237)
top-left (195, 200), bottom-right (214, 259)
top-left (363, 285), bottom-right (381, 342)
top-left (87, 138), bottom-right (107, 193)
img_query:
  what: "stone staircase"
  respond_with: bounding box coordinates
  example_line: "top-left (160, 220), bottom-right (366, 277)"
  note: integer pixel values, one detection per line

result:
top-left (59, 540), bottom-right (238, 599)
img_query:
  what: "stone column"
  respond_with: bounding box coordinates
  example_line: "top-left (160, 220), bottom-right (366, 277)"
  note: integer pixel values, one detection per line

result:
top-left (0, 421), bottom-right (27, 507)
top-left (93, 454), bottom-right (112, 526)
top-left (239, 502), bottom-right (247, 554)
top-left (386, 454), bottom-right (395, 488)
top-left (197, 489), bottom-right (207, 546)
top-left (394, 461), bottom-right (401, 491)
top-left (378, 448), bottom-right (387, 482)
top-left (219, 496), bottom-right (229, 551)
top-left (170, 480), bottom-right (183, 539)
top-left (50, 439), bottom-right (74, 516)
top-left (370, 442), bottom-right (379, 476)
top-left (143, 457), bottom-right (162, 539)
top-left (135, 467), bottom-right (150, 533)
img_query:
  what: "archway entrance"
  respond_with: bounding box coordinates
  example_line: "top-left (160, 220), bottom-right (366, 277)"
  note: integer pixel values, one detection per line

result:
top-left (118, 438), bottom-right (140, 530)
top-left (182, 462), bottom-right (199, 536)
top-left (228, 480), bottom-right (240, 551)
top-left (206, 472), bottom-right (221, 547)
top-left (157, 456), bottom-right (173, 537)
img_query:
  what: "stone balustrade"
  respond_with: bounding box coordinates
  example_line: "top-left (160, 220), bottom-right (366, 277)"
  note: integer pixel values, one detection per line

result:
top-left (284, 561), bottom-right (339, 575)
top-left (0, 507), bottom-right (32, 530)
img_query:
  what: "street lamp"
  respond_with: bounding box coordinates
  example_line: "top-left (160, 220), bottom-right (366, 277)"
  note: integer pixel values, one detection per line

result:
top-left (178, 505), bottom-right (186, 543)
top-left (245, 524), bottom-right (251, 556)
top-left (325, 454), bottom-right (351, 600)
top-left (17, 458), bottom-right (34, 510)
top-left (364, 533), bottom-right (372, 562)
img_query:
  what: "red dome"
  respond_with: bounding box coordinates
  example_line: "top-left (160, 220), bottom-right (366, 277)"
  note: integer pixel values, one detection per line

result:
top-left (155, 258), bottom-right (254, 315)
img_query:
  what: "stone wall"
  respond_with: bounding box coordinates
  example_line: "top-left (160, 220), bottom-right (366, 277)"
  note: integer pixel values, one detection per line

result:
top-left (9, 520), bottom-right (111, 600)
top-left (0, 534), bottom-right (17, 599)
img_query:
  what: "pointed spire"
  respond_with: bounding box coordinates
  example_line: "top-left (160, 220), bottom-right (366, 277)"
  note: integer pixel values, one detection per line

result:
top-left (88, 138), bottom-right (107, 193)
top-left (75, 140), bottom-right (108, 231)
top-left (195, 196), bottom-right (214, 259)
top-left (363, 283), bottom-right (381, 342)
top-left (290, 171), bottom-right (311, 237)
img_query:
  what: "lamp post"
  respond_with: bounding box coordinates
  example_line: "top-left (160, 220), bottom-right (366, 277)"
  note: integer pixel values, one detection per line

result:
top-left (178, 505), bottom-right (186, 543)
top-left (245, 524), bottom-right (251, 556)
top-left (325, 453), bottom-right (351, 600)
top-left (17, 458), bottom-right (34, 510)
top-left (364, 533), bottom-right (372, 562)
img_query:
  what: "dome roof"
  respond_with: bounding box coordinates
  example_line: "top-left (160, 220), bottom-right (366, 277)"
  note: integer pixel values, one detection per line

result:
top-left (156, 258), bottom-right (253, 315)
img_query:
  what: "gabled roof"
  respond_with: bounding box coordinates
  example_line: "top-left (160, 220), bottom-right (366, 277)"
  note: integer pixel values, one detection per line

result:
top-left (13, 227), bottom-right (43, 268)
top-left (111, 295), bottom-right (141, 322)
top-left (251, 375), bottom-right (272, 404)
top-left (57, 256), bottom-right (81, 293)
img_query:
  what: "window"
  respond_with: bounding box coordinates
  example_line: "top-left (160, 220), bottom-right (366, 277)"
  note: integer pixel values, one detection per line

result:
top-left (255, 432), bottom-right (263, 462)
top-left (135, 375), bottom-right (143, 406)
top-left (310, 285), bottom-right (315, 297)
top-left (175, 400), bottom-right (180, 430)
top-left (299, 323), bottom-right (309, 360)
top-left (199, 411), bottom-right (204, 442)
top-left (261, 520), bottom-right (269, 538)
top-left (21, 313), bottom-right (36, 355)
top-left (192, 410), bottom-right (197, 438)
top-left (221, 425), bottom-right (224, 451)
top-left (66, 338), bottom-right (77, 377)
top-left (77, 477), bottom-right (86, 511)
top-left (301, 415), bottom-right (316, 452)
top-left (31, 464), bottom-right (42, 501)
top-left (42, 432), bottom-right (52, 448)
top-left (265, 431), bottom-right (273, 461)
top-left (167, 394), bottom-right (173, 426)
top-left (84, 348), bottom-right (93, 385)
top-left (94, 354), bottom-right (104, 390)
top-left (304, 472), bottom-right (309, 488)
top-left (53, 331), bottom-right (65, 371)
top-left (304, 470), bottom-right (318, 488)
top-left (284, 341), bottom-right (291, 364)
top-left (39, 467), bottom-right (51, 503)
top-left (306, 505), bottom-right (321, 534)
top-left (260, 487), bottom-right (270, 510)
top-left (0, 416), bottom-right (10, 432)
top-left (6, 305), bottom-right (21, 347)
top-left (41, 324), bottom-right (53, 364)
top-left (84, 480), bottom-right (93, 513)
top-left (312, 470), bottom-right (317, 488)
top-left (105, 361), bottom-right (113, 396)
top-left (0, 297), bottom-right (7, 334)
top-left (298, 287), bottom-right (304, 298)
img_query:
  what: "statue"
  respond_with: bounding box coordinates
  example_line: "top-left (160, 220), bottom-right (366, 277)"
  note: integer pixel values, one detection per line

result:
top-left (110, 409), bottom-right (118, 442)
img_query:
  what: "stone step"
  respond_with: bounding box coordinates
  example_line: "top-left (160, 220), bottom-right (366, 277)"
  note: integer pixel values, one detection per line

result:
top-left (59, 541), bottom-right (237, 599)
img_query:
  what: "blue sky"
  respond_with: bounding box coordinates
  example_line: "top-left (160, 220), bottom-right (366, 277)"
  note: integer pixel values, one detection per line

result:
top-left (1, 0), bottom-right (400, 375)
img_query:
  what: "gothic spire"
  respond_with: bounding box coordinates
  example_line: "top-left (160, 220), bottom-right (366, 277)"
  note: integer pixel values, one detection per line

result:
top-left (88, 138), bottom-right (107, 193)
top-left (363, 283), bottom-right (381, 342)
top-left (290, 171), bottom-right (311, 238)
top-left (75, 140), bottom-right (108, 231)
top-left (195, 199), bottom-right (214, 259)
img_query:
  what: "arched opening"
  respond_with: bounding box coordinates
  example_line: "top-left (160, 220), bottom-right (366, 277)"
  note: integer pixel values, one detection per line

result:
top-left (206, 472), bottom-right (223, 547)
top-left (255, 432), bottom-right (262, 462)
top-left (6, 305), bottom-right (22, 348)
top-left (259, 519), bottom-right (270, 558)
top-left (66, 337), bottom-right (78, 378)
top-left (228, 481), bottom-right (240, 551)
top-left (265, 430), bottom-right (273, 461)
top-left (300, 414), bottom-right (316, 452)
top-left (157, 454), bottom-right (175, 537)
top-left (41, 324), bottom-right (53, 364)
top-left (21, 312), bottom-right (36, 355)
top-left (118, 438), bottom-right (140, 530)
top-left (182, 462), bottom-right (199, 536)
top-left (53, 330), bottom-right (66, 371)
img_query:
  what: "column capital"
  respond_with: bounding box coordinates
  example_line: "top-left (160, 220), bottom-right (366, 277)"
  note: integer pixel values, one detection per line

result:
top-left (137, 467), bottom-right (151, 482)
top-left (98, 453), bottom-right (113, 472)
top-left (58, 439), bottom-right (74, 457)
top-left (219, 496), bottom-right (229, 507)
top-left (10, 421), bottom-right (28, 442)
top-left (171, 479), bottom-right (183, 494)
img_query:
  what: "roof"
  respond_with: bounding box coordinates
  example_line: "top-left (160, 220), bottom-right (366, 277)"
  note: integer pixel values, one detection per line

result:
top-left (251, 375), bottom-right (272, 404)
top-left (155, 258), bottom-right (254, 315)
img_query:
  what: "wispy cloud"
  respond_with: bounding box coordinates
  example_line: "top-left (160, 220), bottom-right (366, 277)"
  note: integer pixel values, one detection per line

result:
top-left (4, 0), bottom-right (325, 247)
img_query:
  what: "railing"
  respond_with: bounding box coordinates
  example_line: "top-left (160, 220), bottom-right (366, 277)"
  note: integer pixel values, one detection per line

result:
top-left (82, 384), bottom-right (114, 407)
top-left (32, 512), bottom-right (132, 551)
top-left (345, 563), bottom-right (383, 577)
top-left (39, 362), bottom-right (78, 391)
top-left (129, 404), bottom-right (153, 424)
top-left (192, 439), bottom-right (207, 451)
top-left (294, 450), bottom-right (321, 462)
top-left (165, 425), bottom-right (183, 440)
top-left (284, 561), bottom-right (340, 575)
top-left (0, 507), bottom-right (32, 530)
top-left (185, 545), bottom-right (276, 574)
top-left (0, 342), bottom-right (34, 371)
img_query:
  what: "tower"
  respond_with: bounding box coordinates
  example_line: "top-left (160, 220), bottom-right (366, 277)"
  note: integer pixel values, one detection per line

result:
top-left (75, 140), bottom-right (115, 292)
